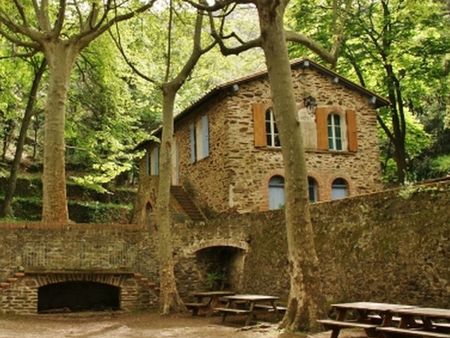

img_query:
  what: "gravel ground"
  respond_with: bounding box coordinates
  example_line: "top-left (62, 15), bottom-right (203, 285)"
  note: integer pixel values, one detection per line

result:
top-left (0, 312), bottom-right (366, 338)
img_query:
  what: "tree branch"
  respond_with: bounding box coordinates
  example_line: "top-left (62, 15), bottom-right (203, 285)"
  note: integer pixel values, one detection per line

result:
top-left (108, 22), bottom-right (160, 86)
top-left (208, 10), bottom-right (261, 56)
top-left (285, 30), bottom-right (336, 64)
top-left (0, 27), bottom-right (40, 49)
top-left (13, 0), bottom-right (29, 27)
top-left (76, 1), bottom-right (156, 49)
top-left (53, 0), bottom-right (67, 36)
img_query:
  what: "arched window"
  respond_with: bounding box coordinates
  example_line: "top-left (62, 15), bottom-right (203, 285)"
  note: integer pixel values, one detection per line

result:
top-left (308, 177), bottom-right (318, 202)
top-left (265, 108), bottom-right (280, 147)
top-left (331, 178), bottom-right (348, 200)
top-left (268, 175), bottom-right (285, 209)
top-left (327, 113), bottom-right (343, 150)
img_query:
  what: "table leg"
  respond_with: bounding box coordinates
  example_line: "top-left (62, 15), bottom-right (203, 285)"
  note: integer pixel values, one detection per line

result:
top-left (328, 309), bottom-right (347, 338)
top-left (330, 328), bottom-right (341, 338)
top-left (336, 309), bottom-right (347, 321)
top-left (245, 302), bottom-right (255, 326)
top-left (271, 301), bottom-right (281, 320)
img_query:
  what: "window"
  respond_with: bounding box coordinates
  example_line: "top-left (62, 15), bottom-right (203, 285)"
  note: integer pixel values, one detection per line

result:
top-left (190, 115), bottom-right (209, 163)
top-left (265, 108), bottom-right (280, 147)
top-left (268, 175), bottom-right (285, 209)
top-left (315, 108), bottom-right (357, 152)
top-left (308, 177), bottom-right (318, 202)
top-left (331, 178), bottom-right (348, 200)
top-left (328, 113), bottom-right (343, 150)
top-left (146, 146), bottom-right (159, 176)
top-left (150, 146), bottom-right (159, 176)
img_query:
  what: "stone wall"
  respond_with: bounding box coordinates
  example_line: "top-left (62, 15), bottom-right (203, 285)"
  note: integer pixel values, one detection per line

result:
top-left (0, 181), bottom-right (448, 314)
top-left (137, 64), bottom-right (383, 216)
top-left (234, 181), bottom-right (449, 307)
top-left (223, 67), bottom-right (383, 213)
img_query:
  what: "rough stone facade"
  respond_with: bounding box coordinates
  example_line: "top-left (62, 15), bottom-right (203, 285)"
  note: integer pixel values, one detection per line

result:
top-left (136, 59), bottom-right (385, 216)
top-left (0, 181), bottom-right (448, 314)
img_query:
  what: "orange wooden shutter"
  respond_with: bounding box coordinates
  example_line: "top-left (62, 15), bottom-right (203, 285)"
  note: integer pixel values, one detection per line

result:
top-left (346, 109), bottom-right (358, 152)
top-left (315, 107), bottom-right (329, 151)
top-left (253, 103), bottom-right (267, 147)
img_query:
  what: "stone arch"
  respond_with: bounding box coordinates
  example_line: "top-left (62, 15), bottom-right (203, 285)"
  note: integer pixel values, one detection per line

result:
top-left (182, 240), bottom-right (249, 292)
top-left (183, 239), bottom-right (249, 256)
top-left (38, 281), bottom-right (120, 313)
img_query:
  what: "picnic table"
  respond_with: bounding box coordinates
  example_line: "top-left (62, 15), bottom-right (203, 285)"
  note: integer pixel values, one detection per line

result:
top-left (317, 302), bottom-right (415, 338)
top-left (185, 290), bottom-right (235, 315)
top-left (215, 294), bottom-right (285, 326)
top-left (377, 307), bottom-right (450, 338)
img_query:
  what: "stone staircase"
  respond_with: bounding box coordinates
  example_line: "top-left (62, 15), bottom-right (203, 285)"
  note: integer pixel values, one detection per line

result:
top-left (170, 186), bottom-right (206, 222)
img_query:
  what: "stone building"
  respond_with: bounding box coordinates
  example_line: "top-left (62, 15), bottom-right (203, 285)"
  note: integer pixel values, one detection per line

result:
top-left (133, 58), bottom-right (389, 223)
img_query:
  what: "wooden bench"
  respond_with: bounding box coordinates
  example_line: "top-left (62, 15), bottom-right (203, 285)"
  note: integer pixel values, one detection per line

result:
top-left (317, 319), bottom-right (377, 338)
top-left (377, 327), bottom-right (450, 338)
top-left (254, 304), bottom-right (287, 312)
top-left (185, 302), bottom-right (209, 316)
top-left (367, 314), bottom-right (423, 325)
top-left (215, 307), bottom-right (253, 325)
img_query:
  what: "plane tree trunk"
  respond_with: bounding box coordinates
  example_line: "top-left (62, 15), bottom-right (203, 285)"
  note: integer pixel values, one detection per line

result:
top-left (41, 42), bottom-right (79, 223)
top-left (155, 84), bottom-right (186, 314)
top-left (257, 1), bottom-right (325, 331)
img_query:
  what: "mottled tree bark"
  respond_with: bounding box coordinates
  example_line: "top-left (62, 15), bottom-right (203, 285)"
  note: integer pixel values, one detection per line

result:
top-left (256, 1), bottom-right (325, 331)
top-left (156, 85), bottom-right (186, 314)
top-left (41, 42), bottom-right (79, 223)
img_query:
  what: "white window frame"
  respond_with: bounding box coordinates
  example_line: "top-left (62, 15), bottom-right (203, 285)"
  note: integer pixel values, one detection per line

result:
top-left (268, 175), bottom-right (285, 209)
top-left (328, 113), bottom-right (343, 151)
top-left (190, 115), bottom-right (209, 163)
top-left (331, 178), bottom-right (348, 200)
top-left (265, 108), bottom-right (280, 148)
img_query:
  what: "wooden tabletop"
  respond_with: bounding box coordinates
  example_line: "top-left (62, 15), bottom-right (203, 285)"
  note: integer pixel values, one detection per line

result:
top-left (395, 308), bottom-right (450, 319)
top-left (192, 291), bottom-right (235, 297)
top-left (331, 302), bottom-right (415, 312)
top-left (222, 294), bottom-right (279, 301)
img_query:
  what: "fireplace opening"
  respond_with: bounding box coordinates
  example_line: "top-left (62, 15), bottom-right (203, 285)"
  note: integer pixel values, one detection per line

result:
top-left (195, 246), bottom-right (245, 291)
top-left (38, 281), bottom-right (120, 313)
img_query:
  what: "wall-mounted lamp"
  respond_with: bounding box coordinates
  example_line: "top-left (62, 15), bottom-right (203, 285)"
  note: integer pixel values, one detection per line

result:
top-left (303, 60), bottom-right (310, 68)
top-left (231, 84), bottom-right (239, 92)
top-left (369, 96), bottom-right (377, 105)
top-left (303, 95), bottom-right (317, 111)
top-left (332, 77), bottom-right (339, 84)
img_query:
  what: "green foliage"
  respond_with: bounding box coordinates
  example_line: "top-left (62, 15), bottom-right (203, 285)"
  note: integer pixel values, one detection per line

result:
top-left (379, 110), bottom-right (432, 182)
top-left (287, 0), bottom-right (449, 183)
top-left (206, 271), bottom-right (226, 290)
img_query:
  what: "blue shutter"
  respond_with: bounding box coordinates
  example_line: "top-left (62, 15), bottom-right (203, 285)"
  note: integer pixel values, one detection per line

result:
top-left (189, 123), bottom-right (196, 163)
top-left (151, 147), bottom-right (159, 176)
top-left (154, 147), bottom-right (159, 176)
top-left (201, 115), bottom-right (209, 157)
top-left (145, 151), bottom-right (150, 176)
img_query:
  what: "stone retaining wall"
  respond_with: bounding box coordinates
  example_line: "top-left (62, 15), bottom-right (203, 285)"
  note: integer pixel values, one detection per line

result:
top-left (0, 181), bottom-right (448, 314)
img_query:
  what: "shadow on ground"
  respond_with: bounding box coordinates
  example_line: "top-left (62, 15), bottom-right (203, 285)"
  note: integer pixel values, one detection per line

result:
top-left (0, 312), bottom-right (368, 338)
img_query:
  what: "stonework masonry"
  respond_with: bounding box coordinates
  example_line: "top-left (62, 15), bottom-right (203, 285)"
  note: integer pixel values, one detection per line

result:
top-left (136, 61), bottom-right (384, 217)
top-left (0, 181), bottom-right (448, 314)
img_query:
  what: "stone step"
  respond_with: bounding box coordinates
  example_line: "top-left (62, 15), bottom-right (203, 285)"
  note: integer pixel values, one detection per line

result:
top-left (0, 282), bottom-right (10, 288)
top-left (7, 277), bottom-right (18, 283)
top-left (14, 272), bottom-right (25, 278)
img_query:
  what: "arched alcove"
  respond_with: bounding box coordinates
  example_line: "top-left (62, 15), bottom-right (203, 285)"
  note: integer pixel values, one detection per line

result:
top-left (195, 246), bottom-right (246, 291)
top-left (38, 281), bottom-right (120, 313)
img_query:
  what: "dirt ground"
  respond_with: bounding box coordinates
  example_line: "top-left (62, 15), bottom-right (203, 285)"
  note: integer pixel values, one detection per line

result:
top-left (0, 312), bottom-right (367, 338)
